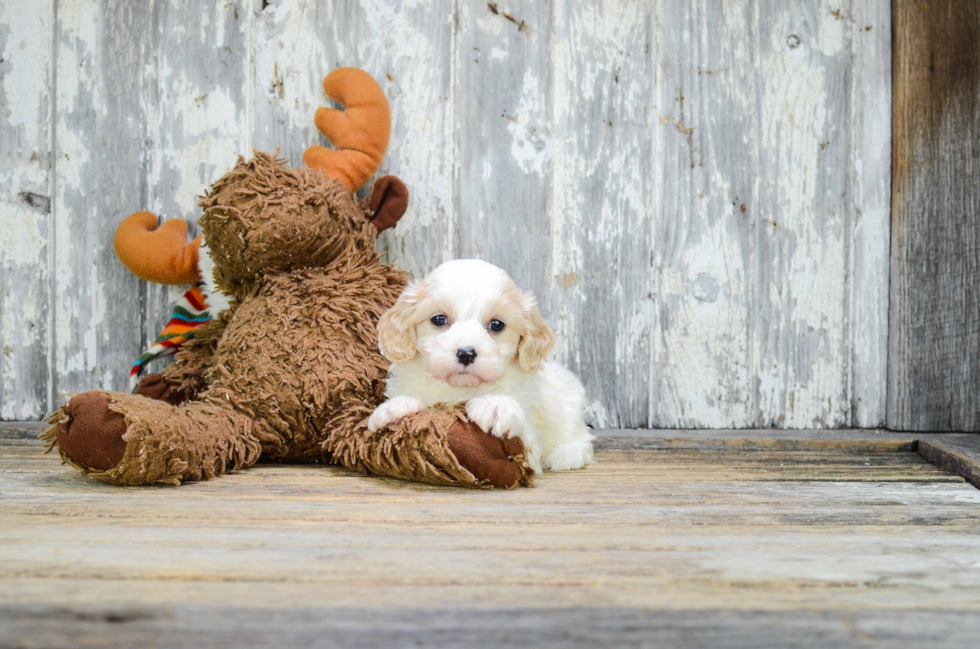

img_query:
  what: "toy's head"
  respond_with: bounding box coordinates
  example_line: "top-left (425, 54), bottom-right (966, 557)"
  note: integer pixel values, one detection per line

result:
top-left (195, 152), bottom-right (405, 297)
top-left (112, 68), bottom-right (408, 300)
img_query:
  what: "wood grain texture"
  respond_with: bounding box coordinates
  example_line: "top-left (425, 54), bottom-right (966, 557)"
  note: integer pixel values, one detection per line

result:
top-left (2, 1), bottom-right (894, 428)
top-left (0, 2), bottom-right (53, 420)
top-left (649, 0), bottom-right (757, 428)
top-left (888, 0), bottom-right (980, 431)
top-left (139, 1), bottom-right (253, 356)
top-left (456, 1), bottom-right (552, 301)
top-left (549, 0), bottom-right (654, 427)
top-left (2, 438), bottom-right (980, 647)
top-left (917, 434), bottom-right (980, 488)
top-left (3, 605), bottom-right (980, 649)
top-left (649, 0), bottom-right (891, 429)
top-left (597, 434), bottom-right (917, 453)
top-left (52, 0), bottom-right (149, 401)
top-left (848, 1), bottom-right (891, 428)
top-left (751, 0), bottom-right (853, 429)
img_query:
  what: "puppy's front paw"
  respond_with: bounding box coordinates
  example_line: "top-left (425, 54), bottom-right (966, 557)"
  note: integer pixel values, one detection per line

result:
top-left (465, 395), bottom-right (525, 440)
top-left (368, 396), bottom-right (426, 432)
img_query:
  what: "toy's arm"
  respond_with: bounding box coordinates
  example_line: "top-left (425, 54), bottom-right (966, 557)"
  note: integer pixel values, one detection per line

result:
top-left (323, 402), bottom-right (533, 489)
top-left (154, 312), bottom-right (232, 403)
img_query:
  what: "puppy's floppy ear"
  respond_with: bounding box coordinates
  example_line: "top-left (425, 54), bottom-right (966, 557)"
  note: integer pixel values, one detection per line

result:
top-left (517, 296), bottom-right (555, 373)
top-left (378, 281), bottom-right (422, 363)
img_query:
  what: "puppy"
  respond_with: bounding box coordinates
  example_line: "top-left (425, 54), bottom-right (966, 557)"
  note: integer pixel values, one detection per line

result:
top-left (368, 259), bottom-right (595, 474)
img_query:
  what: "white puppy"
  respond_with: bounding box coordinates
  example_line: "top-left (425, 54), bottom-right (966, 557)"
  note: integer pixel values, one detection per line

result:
top-left (368, 259), bottom-right (595, 474)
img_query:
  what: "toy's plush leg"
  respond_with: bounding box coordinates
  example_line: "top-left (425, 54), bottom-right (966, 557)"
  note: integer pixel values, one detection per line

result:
top-left (323, 404), bottom-right (534, 489)
top-left (43, 390), bottom-right (275, 486)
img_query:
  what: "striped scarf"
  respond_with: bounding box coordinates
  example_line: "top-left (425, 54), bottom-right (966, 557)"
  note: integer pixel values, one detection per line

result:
top-left (130, 285), bottom-right (212, 390)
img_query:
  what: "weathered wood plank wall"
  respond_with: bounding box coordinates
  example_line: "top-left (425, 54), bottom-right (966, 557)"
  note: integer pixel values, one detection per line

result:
top-left (0, 0), bottom-right (892, 429)
top-left (0, 2), bottom-right (52, 421)
top-left (889, 0), bottom-right (980, 431)
top-left (54, 0), bottom-right (147, 417)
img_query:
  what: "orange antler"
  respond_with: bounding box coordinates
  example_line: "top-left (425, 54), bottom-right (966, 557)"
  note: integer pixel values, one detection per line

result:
top-left (302, 68), bottom-right (391, 192)
top-left (113, 212), bottom-right (201, 284)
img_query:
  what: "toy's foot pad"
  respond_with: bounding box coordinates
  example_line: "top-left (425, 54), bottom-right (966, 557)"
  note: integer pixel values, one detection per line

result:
top-left (447, 420), bottom-right (528, 488)
top-left (56, 393), bottom-right (127, 471)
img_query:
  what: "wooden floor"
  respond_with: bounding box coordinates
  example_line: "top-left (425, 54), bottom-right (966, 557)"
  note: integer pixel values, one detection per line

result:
top-left (2, 425), bottom-right (980, 648)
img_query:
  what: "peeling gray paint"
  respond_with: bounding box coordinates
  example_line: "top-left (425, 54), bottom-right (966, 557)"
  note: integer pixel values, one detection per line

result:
top-left (0, 2), bottom-right (53, 420)
top-left (0, 0), bottom-right (891, 428)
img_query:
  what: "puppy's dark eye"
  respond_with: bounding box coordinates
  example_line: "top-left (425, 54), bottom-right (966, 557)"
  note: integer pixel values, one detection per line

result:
top-left (430, 315), bottom-right (448, 327)
top-left (488, 319), bottom-right (505, 332)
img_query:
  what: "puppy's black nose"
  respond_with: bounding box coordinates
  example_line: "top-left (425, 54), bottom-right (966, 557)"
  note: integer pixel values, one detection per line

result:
top-left (456, 347), bottom-right (477, 366)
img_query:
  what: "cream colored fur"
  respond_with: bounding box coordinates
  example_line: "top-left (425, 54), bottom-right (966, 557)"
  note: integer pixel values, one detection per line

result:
top-left (371, 259), bottom-right (595, 474)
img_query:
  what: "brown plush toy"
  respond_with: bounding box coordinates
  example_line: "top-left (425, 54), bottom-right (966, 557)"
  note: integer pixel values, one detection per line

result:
top-left (42, 68), bottom-right (532, 489)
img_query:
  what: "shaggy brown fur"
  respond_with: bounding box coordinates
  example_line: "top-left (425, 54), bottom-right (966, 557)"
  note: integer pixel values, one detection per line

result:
top-left (44, 153), bottom-right (531, 489)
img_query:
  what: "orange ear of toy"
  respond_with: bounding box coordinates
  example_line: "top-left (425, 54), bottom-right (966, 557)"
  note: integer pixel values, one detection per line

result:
top-left (303, 67), bottom-right (392, 192)
top-left (113, 211), bottom-right (201, 284)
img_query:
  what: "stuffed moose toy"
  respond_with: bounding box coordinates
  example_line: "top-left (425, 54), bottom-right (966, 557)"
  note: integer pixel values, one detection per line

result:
top-left (43, 68), bottom-right (532, 489)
